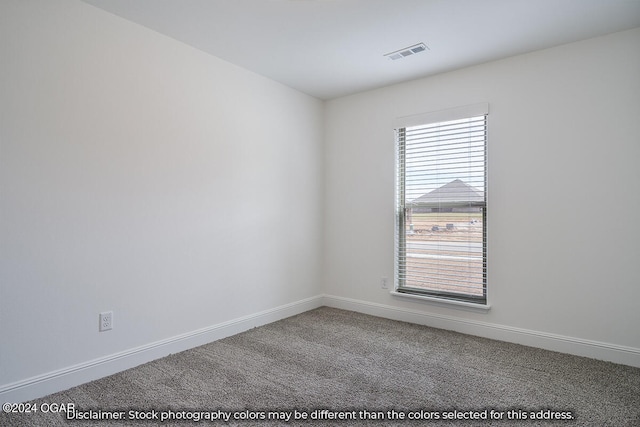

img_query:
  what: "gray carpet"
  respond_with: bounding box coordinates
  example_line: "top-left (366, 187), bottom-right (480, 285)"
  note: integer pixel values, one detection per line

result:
top-left (2, 307), bottom-right (639, 426)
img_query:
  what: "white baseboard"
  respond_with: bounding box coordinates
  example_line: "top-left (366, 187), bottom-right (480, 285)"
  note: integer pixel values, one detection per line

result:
top-left (4, 293), bottom-right (637, 405)
top-left (0, 295), bottom-right (324, 404)
top-left (322, 294), bottom-right (640, 368)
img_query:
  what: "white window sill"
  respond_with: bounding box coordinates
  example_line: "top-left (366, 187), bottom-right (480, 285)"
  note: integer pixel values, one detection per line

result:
top-left (391, 291), bottom-right (491, 311)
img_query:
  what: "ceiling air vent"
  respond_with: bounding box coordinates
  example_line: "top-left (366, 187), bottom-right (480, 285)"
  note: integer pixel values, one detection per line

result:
top-left (384, 43), bottom-right (428, 60)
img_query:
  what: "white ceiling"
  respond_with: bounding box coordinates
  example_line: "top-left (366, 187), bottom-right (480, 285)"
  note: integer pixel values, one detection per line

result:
top-left (80, 0), bottom-right (640, 100)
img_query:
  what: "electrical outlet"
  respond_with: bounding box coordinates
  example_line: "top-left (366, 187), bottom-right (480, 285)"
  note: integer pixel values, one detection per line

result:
top-left (381, 277), bottom-right (389, 289)
top-left (99, 311), bottom-right (113, 332)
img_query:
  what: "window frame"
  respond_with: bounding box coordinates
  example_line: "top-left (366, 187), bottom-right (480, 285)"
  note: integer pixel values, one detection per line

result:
top-left (394, 104), bottom-right (488, 306)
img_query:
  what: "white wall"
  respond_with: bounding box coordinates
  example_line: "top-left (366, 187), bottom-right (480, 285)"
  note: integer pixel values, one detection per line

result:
top-left (2, 0), bottom-right (639, 405)
top-left (0, 0), bottom-right (323, 400)
top-left (323, 28), bottom-right (640, 365)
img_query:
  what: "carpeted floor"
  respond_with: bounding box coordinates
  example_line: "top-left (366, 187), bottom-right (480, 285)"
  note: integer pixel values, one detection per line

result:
top-left (2, 307), bottom-right (639, 426)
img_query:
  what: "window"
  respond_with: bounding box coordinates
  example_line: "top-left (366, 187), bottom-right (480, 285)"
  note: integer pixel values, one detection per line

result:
top-left (395, 104), bottom-right (487, 305)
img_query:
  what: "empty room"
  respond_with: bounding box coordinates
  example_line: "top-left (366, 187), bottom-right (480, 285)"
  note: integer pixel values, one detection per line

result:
top-left (1, 0), bottom-right (639, 425)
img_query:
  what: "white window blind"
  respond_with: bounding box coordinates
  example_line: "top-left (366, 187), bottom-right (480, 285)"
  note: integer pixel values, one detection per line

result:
top-left (395, 107), bottom-right (487, 304)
